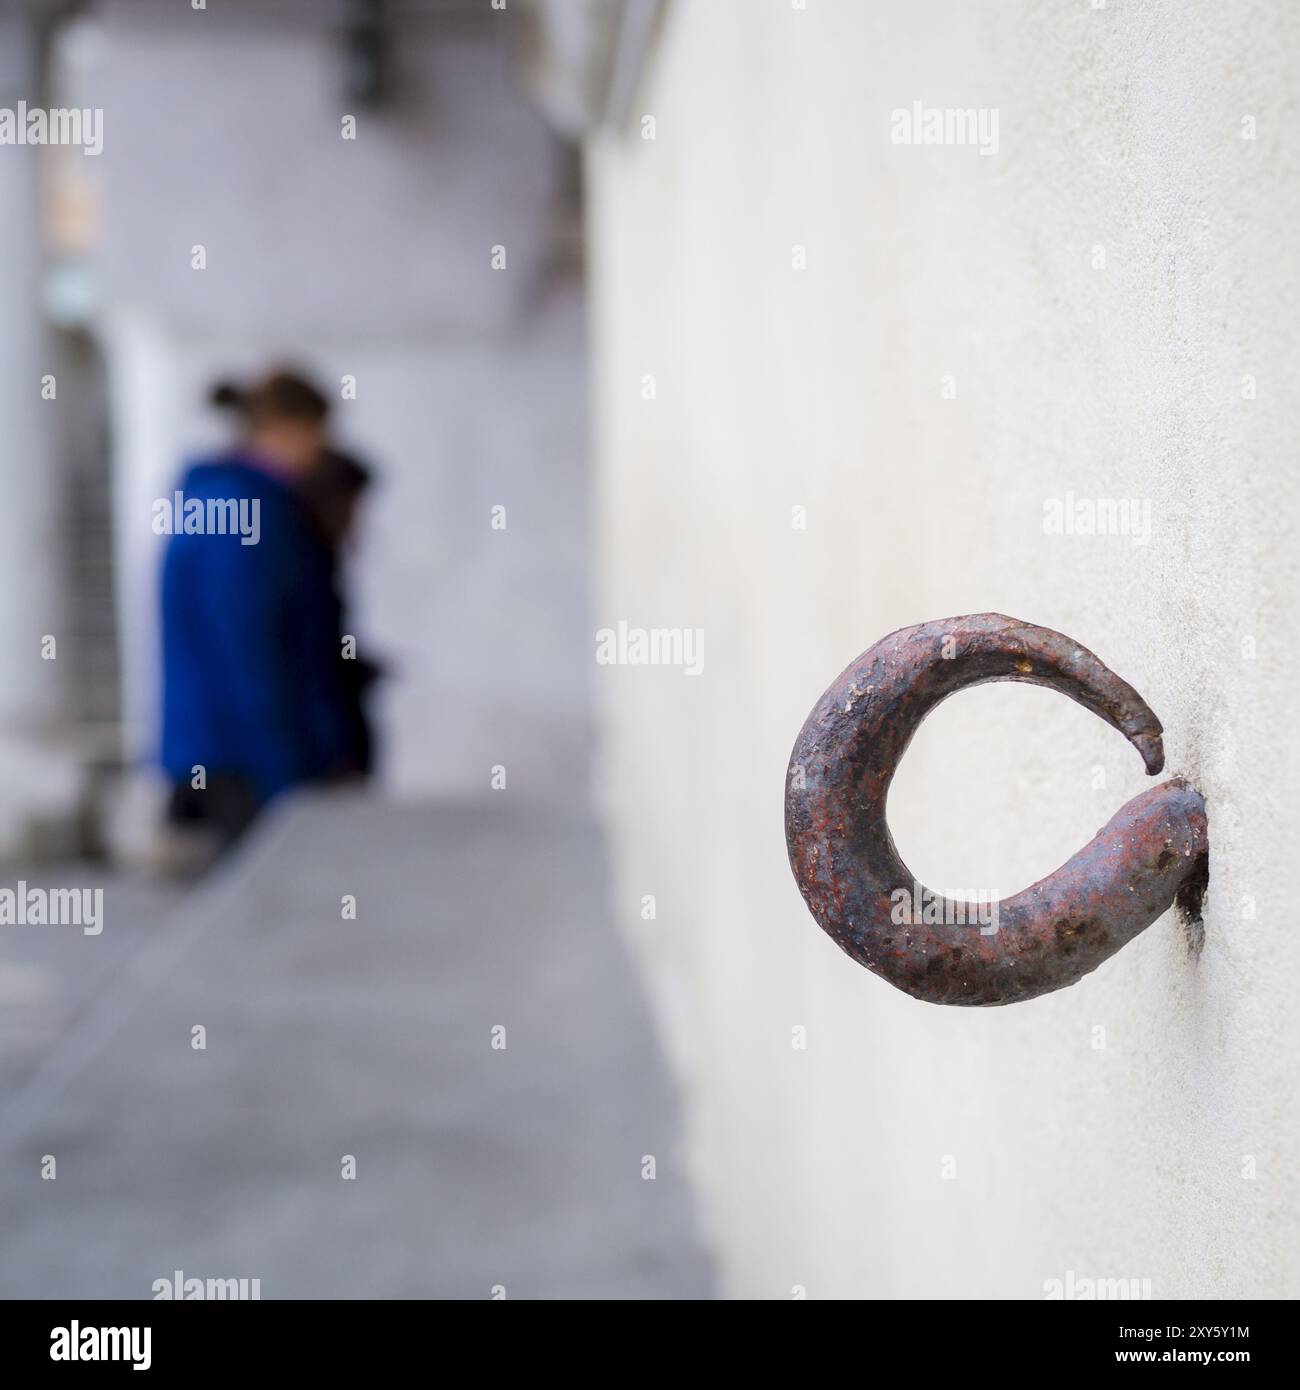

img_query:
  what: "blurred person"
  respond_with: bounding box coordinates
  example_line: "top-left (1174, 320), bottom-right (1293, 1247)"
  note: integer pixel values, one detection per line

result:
top-left (298, 446), bottom-right (384, 777)
top-left (160, 369), bottom-right (358, 853)
top-left (298, 445), bottom-right (371, 551)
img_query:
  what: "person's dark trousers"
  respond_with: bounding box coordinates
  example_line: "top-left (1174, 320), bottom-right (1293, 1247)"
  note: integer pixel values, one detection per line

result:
top-left (167, 775), bottom-right (262, 852)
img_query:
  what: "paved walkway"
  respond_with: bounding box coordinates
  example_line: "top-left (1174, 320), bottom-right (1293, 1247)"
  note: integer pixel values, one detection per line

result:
top-left (0, 796), bottom-right (712, 1298)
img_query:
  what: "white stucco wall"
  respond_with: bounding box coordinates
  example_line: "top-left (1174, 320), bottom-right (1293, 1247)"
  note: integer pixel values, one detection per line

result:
top-left (588, 0), bottom-right (1299, 1298)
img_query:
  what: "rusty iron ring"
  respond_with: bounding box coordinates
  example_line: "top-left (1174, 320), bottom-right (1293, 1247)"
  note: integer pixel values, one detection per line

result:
top-left (784, 614), bottom-right (1209, 1006)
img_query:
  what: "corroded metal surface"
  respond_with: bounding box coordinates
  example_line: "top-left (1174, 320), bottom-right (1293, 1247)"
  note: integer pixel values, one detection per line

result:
top-left (784, 614), bottom-right (1209, 1006)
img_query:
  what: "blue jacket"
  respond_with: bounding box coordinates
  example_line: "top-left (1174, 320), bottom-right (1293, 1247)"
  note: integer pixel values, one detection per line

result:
top-left (160, 455), bottom-right (354, 803)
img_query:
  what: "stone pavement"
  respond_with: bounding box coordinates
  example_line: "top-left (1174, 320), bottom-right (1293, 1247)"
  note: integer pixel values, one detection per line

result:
top-left (0, 795), bottom-right (713, 1298)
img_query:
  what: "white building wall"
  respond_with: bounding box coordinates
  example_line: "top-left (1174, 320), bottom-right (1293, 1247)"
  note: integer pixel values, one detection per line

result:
top-left (588, 0), bottom-right (1299, 1297)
